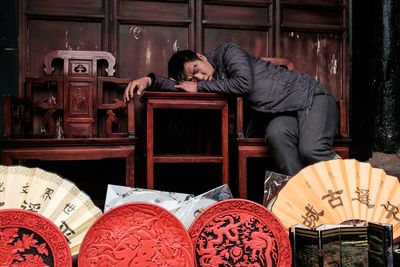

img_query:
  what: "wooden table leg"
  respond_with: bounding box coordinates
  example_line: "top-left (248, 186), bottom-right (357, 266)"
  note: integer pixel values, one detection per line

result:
top-left (238, 149), bottom-right (248, 199)
top-left (146, 104), bottom-right (154, 189)
top-left (221, 105), bottom-right (229, 185)
top-left (125, 149), bottom-right (134, 187)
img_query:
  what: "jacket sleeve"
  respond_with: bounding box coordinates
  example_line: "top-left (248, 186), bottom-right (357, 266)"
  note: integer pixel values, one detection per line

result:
top-left (197, 43), bottom-right (253, 95)
top-left (148, 73), bottom-right (180, 92)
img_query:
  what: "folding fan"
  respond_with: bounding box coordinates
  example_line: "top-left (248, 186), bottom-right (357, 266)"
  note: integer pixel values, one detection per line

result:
top-left (0, 165), bottom-right (102, 255)
top-left (271, 159), bottom-right (400, 241)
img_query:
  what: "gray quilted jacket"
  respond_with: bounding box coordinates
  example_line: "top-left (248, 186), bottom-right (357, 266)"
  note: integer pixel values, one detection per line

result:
top-left (149, 42), bottom-right (317, 113)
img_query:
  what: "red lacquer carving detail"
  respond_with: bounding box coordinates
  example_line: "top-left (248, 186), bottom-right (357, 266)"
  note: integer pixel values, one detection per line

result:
top-left (78, 202), bottom-right (195, 267)
top-left (189, 199), bottom-right (292, 267)
top-left (0, 209), bottom-right (72, 267)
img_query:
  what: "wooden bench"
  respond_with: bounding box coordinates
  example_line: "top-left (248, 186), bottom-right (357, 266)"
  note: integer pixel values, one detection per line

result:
top-left (236, 58), bottom-right (351, 199)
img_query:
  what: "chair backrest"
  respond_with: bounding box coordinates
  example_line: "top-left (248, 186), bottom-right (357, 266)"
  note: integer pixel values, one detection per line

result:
top-left (236, 57), bottom-right (347, 139)
top-left (261, 57), bottom-right (295, 71)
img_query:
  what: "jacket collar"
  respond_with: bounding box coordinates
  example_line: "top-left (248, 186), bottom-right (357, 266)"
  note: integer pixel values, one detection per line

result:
top-left (205, 52), bottom-right (220, 80)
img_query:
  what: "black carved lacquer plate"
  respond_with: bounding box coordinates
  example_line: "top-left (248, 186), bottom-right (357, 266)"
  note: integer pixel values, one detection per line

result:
top-left (0, 209), bottom-right (72, 267)
top-left (188, 199), bottom-right (292, 267)
top-left (78, 202), bottom-right (195, 266)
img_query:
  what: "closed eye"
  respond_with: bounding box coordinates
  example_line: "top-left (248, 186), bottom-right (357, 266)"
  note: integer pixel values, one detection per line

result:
top-left (192, 65), bottom-right (199, 76)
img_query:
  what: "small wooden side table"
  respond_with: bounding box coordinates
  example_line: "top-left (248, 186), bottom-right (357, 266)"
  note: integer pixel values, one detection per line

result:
top-left (142, 92), bottom-right (229, 189)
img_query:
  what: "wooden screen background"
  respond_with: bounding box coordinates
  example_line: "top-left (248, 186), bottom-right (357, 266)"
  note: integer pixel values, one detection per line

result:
top-left (18, 0), bottom-right (349, 195)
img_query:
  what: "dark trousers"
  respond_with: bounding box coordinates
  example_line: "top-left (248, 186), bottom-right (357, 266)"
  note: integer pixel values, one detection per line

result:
top-left (264, 86), bottom-right (339, 176)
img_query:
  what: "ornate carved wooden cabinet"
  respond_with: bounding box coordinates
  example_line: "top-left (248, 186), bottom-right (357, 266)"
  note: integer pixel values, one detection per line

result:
top-left (2, 51), bottom-right (136, 198)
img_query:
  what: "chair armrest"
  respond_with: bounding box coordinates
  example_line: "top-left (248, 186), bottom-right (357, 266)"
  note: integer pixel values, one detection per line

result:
top-left (97, 77), bottom-right (135, 138)
top-left (337, 99), bottom-right (348, 138)
top-left (127, 99), bottom-right (135, 137)
top-left (262, 57), bottom-right (295, 71)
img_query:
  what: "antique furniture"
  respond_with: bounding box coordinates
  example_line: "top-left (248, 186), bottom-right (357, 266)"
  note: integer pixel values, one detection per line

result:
top-left (1, 50), bottom-right (136, 187)
top-left (142, 91), bottom-right (229, 189)
top-left (236, 58), bottom-right (351, 199)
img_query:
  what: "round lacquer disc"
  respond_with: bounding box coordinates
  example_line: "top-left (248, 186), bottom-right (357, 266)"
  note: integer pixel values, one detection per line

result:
top-left (188, 199), bottom-right (292, 266)
top-left (78, 202), bottom-right (195, 266)
top-left (0, 209), bottom-right (72, 267)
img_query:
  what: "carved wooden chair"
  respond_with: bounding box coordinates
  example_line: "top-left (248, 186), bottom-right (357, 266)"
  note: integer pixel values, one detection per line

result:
top-left (1, 50), bottom-right (137, 187)
top-left (235, 57), bottom-right (351, 199)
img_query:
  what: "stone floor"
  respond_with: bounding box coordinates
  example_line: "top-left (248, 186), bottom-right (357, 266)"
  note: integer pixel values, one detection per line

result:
top-left (368, 151), bottom-right (400, 179)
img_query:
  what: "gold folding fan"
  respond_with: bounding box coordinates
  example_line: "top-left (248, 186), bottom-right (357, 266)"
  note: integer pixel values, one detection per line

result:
top-left (271, 159), bottom-right (400, 241)
top-left (0, 165), bottom-right (102, 255)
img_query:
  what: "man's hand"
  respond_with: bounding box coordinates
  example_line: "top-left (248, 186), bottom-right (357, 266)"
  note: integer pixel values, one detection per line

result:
top-left (124, 76), bottom-right (151, 102)
top-left (175, 81), bottom-right (198, 93)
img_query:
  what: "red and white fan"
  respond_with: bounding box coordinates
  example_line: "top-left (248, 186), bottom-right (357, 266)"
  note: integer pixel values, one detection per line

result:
top-left (0, 165), bottom-right (102, 255)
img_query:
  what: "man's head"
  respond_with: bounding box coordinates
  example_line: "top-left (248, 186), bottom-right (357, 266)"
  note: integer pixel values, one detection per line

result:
top-left (168, 50), bottom-right (214, 83)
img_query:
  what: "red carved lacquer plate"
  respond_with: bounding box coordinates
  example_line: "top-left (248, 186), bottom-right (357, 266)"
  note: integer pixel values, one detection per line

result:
top-left (0, 209), bottom-right (72, 267)
top-left (78, 202), bottom-right (195, 266)
top-left (188, 199), bottom-right (292, 267)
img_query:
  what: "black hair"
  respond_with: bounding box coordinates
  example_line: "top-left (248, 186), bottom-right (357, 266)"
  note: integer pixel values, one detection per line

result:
top-left (168, 50), bottom-right (199, 82)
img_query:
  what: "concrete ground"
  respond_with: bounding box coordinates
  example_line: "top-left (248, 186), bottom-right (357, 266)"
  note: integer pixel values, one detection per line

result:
top-left (368, 151), bottom-right (400, 179)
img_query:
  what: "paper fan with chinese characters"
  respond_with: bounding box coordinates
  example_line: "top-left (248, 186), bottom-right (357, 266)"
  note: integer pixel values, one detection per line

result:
top-left (0, 165), bottom-right (102, 255)
top-left (271, 159), bottom-right (400, 242)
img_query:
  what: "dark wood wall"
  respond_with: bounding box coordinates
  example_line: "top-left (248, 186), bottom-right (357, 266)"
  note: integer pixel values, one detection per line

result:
top-left (17, 0), bottom-right (349, 199)
top-left (19, 0), bottom-right (349, 107)
top-left (0, 0), bottom-right (19, 135)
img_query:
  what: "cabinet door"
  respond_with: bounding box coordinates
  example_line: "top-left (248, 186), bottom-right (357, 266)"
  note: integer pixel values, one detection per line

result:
top-left (64, 79), bottom-right (96, 137)
top-left (200, 0), bottom-right (273, 56)
top-left (115, 0), bottom-right (194, 78)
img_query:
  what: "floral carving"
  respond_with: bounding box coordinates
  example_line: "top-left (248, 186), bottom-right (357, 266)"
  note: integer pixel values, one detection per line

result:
top-left (0, 228), bottom-right (50, 266)
top-left (0, 210), bottom-right (71, 267)
top-left (79, 203), bottom-right (194, 266)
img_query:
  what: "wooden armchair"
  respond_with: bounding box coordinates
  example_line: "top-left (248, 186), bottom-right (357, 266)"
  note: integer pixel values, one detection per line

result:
top-left (236, 58), bottom-right (351, 199)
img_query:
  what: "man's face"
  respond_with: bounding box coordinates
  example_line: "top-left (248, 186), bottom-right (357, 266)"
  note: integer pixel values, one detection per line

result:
top-left (182, 54), bottom-right (214, 82)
